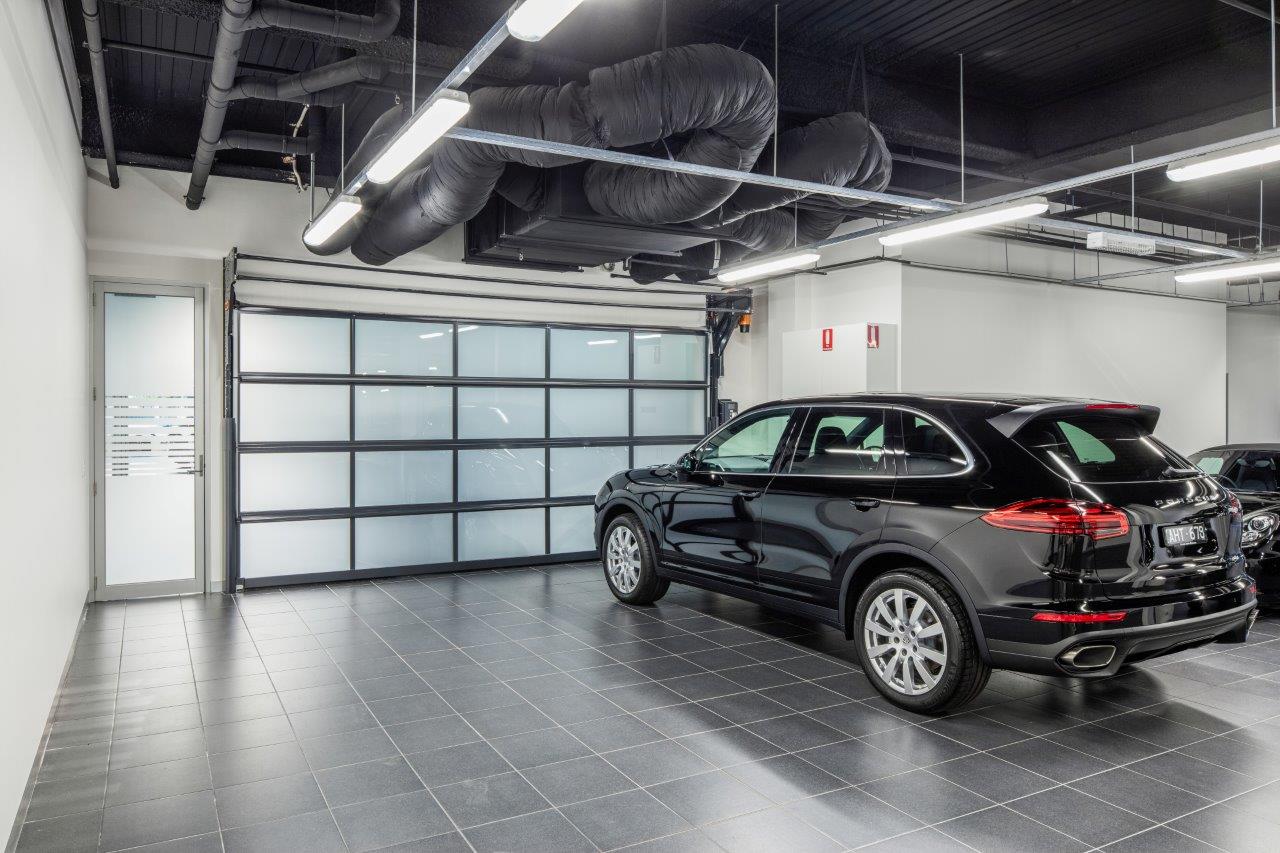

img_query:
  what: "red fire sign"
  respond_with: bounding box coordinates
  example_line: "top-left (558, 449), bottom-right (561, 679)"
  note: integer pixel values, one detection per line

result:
top-left (821, 328), bottom-right (833, 351)
top-left (867, 324), bottom-right (880, 349)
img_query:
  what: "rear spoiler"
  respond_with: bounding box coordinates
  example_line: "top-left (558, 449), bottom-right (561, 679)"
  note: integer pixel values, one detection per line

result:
top-left (987, 402), bottom-right (1161, 438)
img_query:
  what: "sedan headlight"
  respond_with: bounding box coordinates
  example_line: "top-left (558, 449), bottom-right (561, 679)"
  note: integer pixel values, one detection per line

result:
top-left (1242, 512), bottom-right (1279, 548)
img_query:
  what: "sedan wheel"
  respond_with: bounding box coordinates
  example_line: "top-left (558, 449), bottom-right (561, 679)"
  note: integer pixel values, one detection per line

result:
top-left (606, 525), bottom-right (641, 594)
top-left (863, 587), bottom-right (947, 696)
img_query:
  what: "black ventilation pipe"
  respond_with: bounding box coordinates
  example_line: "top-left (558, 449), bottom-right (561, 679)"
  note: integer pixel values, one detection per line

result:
top-left (630, 111), bottom-right (893, 283)
top-left (344, 44), bottom-right (777, 265)
top-left (81, 0), bottom-right (119, 188)
top-left (228, 56), bottom-right (397, 107)
top-left (186, 0), bottom-right (400, 210)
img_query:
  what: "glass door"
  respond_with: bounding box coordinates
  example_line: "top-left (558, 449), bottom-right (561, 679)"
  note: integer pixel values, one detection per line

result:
top-left (94, 282), bottom-right (205, 599)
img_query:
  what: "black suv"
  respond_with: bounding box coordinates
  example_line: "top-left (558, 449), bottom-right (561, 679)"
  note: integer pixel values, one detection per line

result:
top-left (594, 394), bottom-right (1258, 713)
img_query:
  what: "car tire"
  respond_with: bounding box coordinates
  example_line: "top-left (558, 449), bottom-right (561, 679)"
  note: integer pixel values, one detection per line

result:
top-left (601, 513), bottom-right (670, 605)
top-left (852, 568), bottom-right (990, 714)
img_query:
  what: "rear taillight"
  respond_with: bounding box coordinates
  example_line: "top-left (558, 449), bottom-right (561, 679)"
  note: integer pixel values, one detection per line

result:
top-left (1085, 403), bottom-right (1139, 411)
top-left (981, 499), bottom-right (1131, 540)
top-left (1032, 611), bottom-right (1128, 623)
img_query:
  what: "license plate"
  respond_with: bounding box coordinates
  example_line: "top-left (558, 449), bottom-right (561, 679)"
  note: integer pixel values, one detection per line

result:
top-left (1162, 523), bottom-right (1209, 547)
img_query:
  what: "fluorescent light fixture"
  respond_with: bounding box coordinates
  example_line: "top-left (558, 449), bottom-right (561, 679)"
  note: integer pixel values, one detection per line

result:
top-left (508, 0), bottom-right (586, 41)
top-left (878, 197), bottom-right (1050, 246)
top-left (366, 90), bottom-right (470, 185)
top-left (716, 250), bottom-right (822, 283)
top-left (1167, 139), bottom-right (1280, 182)
top-left (1174, 258), bottom-right (1280, 283)
top-left (302, 195), bottom-right (361, 247)
top-left (587, 339), bottom-right (618, 346)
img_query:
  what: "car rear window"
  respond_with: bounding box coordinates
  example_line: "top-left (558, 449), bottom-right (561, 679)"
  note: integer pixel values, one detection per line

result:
top-left (1013, 414), bottom-right (1195, 483)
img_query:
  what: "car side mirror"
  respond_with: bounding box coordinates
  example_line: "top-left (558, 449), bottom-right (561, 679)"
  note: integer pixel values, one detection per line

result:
top-left (678, 452), bottom-right (700, 472)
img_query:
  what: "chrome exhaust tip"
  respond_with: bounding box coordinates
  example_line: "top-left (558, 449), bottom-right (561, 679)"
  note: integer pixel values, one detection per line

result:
top-left (1059, 644), bottom-right (1117, 671)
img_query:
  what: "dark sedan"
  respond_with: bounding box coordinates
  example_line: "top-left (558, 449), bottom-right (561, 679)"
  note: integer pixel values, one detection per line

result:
top-left (1190, 444), bottom-right (1280, 607)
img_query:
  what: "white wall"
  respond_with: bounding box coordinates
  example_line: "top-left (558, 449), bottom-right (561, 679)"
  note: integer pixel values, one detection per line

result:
top-left (1227, 305), bottom-right (1280, 444)
top-left (0, 0), bottom-right (91, 832)
top-left (87, 161), bottom-right (707, 590)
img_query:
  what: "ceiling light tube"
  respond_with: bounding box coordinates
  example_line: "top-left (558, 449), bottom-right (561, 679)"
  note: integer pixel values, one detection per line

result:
top-left (878, 197), bottom-right (1050, 246)
top-left (366, 90), bottom-right (470, 185)
top-left (1167, 139), bottom-right (1280, 182)
top-left (1174, 258), bottom-right (1280, 283)
top-left (716, 250), bottom-right (822, 284)
top-left (508, 0), bottom-right (587, 41)
top-left (302, 195), bottom-right (361, 247)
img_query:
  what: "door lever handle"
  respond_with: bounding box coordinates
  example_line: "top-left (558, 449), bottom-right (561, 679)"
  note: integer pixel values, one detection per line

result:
top-left (738, 489), bottom-right (763, 501)
top-left (850, 498), bottom-right (880, 511)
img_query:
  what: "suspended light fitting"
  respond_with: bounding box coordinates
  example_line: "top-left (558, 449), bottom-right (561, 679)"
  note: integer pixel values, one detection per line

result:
top-left (1174, 258), bottom-right (1280, 284)
top-left (366, 90), bottom-right (471, 185)
top-left (1167, 139), bottom-right (1280, 182)
top-left (508, 0), bottom-right (588, 42)
top-left (302, 195), bottom-right (361, 247)
top-left (716, 251), bottom-right (822, 284)
top-left (878, 197), bottom-right (1050, 247)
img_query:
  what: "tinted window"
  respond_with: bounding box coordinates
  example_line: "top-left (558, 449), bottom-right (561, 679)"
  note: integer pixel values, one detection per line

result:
top-left (1222, 451), bottom-right (1280, 492)
top-left (1188, 450), bottom-right (1230, 476)
top-left (697, 409), bottom-right (793, 474)
top-left (901, 414), bottom-right (969, 476)
top-left (789, 409), bottom-right (891, 476)
top-left (1014, 415), bottom-right (1192, 483)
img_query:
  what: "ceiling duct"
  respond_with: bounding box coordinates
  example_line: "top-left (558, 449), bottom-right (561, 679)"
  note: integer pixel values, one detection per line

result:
top-left (327, 44), bottom-right (778, 265)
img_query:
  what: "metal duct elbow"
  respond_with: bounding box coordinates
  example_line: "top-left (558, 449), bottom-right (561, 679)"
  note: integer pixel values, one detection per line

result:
top-left (247, 0), bottom-right (400, 42)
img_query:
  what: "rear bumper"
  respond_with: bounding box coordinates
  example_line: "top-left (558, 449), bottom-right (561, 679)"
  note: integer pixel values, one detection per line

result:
top-left (982, 579), bottom-right (1257, 677)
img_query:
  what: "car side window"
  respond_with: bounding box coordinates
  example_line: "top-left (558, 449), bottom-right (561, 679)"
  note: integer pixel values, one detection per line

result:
top-left (1225, 451), bottom-right (1280, 492)
top-left (901, 414), bottom-right (969, 476)
top-left (788, 408), bottom-right (892, 476)
top-left (697, 409), bottom-right (794, 474)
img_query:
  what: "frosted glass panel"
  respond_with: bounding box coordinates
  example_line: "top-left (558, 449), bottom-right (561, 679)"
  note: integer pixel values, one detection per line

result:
top-left (355, 451), bottom-right (452, 507)
top-left (550, 329), bottom-right (627, 379)
top-left (239, 384), bottom-right (349, 442)
top-left (458, 324), bottom-right (545, 378)
top-left (240, 519), bottom-right (349, 578)
top-left (356, 320), bottom-right (453, 377)
top-left (551, 505), bottom-right (595, 553)
top-left (634, 443), bottom-right (694, 468)
top-left (459, 448), bottom-right (545, 502)
top-left (354, 386), bottom-right (452, 440)
top-left (550, 446), bottom-right (628, 498)
top-left (240, 314), bottom-right (349, 375)
top-left (240, 453), bottom-right (348, 512)
top-left (459, 508), bottom-right (545, 561)
top-left (634, 389), bottom-right (705, 436)
top-left (458, 387), bottom-right (545, 439)
top-left (634, 332), bottom-right (705, 381)
top-left (356, 515), bottom-right (452, 570)
top-left (104, 292), bottom-right (198, 586)
top-left (549, 389), bottom-right (629, 438)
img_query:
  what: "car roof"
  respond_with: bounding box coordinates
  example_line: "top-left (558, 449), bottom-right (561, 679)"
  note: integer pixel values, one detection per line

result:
top-left (763, 392), bottom-right (1133, 410)
top-left (1195, 444), bottom-right (1280, 452)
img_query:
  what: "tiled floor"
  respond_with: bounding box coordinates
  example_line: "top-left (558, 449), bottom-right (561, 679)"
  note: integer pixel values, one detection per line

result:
top-left (13, 564), bottom-right (1280, 853)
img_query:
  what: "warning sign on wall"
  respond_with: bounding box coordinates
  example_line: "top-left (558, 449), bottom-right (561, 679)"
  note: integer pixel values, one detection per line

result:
top-left (821, 328), bottom-right (833, 351)
top-left (867, 324), bottom-right (880, 349)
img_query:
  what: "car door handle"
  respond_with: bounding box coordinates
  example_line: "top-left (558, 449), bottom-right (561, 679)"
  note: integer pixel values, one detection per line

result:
top-left (850, 498), bottom-right (880, 511)
top-left (738, 489), bottom-right (763, 501)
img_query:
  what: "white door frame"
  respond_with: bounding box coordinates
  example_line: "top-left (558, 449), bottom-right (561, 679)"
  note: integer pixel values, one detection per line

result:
top-left (93, 279), bottom-right (208, 600)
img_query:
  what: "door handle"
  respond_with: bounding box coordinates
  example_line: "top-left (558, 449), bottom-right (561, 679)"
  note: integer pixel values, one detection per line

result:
top-left (738, 489), bottom-right (763, 501)
top-left (850, 498), bottom-right (880, 511)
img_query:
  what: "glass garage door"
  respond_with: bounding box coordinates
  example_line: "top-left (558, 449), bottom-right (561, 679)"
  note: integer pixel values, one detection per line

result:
top-left (232, 309), bottom-right (708, 586)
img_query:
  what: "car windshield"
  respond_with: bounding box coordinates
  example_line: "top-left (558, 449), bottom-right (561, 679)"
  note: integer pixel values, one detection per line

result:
top-left (1190, 449), bottom-right (1280, 492)
top-left (1013, 414), bottom-right (1196, 483)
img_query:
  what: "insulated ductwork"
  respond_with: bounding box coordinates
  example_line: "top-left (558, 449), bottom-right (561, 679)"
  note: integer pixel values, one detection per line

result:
top-left (631, 111), bottom-right (893, 283)
top-left (186, 0), bottom-right (401, 210)
top-left (341, 44), bottom-right (777, 265)
top-left (229, 56), bottom-right (397, 108)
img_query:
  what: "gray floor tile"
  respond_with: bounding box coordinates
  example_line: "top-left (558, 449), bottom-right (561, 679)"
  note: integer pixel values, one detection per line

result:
top-left (386, 713), bottom-right (481, 754)
top-left (488, 726), bottom-right (592, 769)
top-left (332, 790), bottom-right (456, 852)
top-left (99, 790), bottom-right (219, 851)
top-left (301, 726), bottom-right (399, 770)
top-left (561, 788), bottom-right (693, 850)
top-left (433, 771), bottom-right (550, 828)
top-left (1010, 785), bottom-right (1155, 848)
top-left (938, 805), bottom-right (1087, 853)
top-left (15, 810), bottom-right (102, 853)
top-left (37, 743), bottom-right (110, 782)
top-left (108, 729), bottom-right (207, 771)
top-left (406, 739), bottom-right (512, 787)
top-left (1070, 767), bottom-right (1212, 822)
top-left (522, 754), bottom-right (637, 805)
top-left (463, 808), bottom-right (595, 853)
top-left (701, 805), bottom-right (841, 853)
top-left (204, 714), bottom-right (295, 754)
top-left (289, 702), bottom-right (379, 740)
top-left (605, 738), bottom-right (715, 785)
top-left (787, 786), bottom-right (923, 848)
top-left (209, 740), bottom-right (309, 788)
top-left (649, 769), bottom-right (773, 825)
top-left (104, 756), bottom-right (212, 807)
top-left (214, 771), bottom-right (327, 830)
top-left (223, 810), bottom-right (346, 853)
top-left (24, 774), bottom-right (106, 822)
top-left (860, 767), bottom-right (992, 824)
top-left (316, 756), bottom-right (424, 807)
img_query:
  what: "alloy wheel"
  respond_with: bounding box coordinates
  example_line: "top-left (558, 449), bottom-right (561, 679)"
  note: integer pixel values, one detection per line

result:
top-left (863, 587), bottom-right (947, 696)
top-left (606, 525), bottom-right (641, 593)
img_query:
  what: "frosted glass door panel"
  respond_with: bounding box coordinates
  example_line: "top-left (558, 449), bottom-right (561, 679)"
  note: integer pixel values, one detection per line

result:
top-left (356, 320), bottom-right (453, 376)
top-left (240, 519), bottom-right (350, 578)
top-left (459, 508), bottom-right (545, 561)
top-left (355, 451), bottom-right (452, 507)
top-left (550, 329), bottom-right (627, 379)
top-left (240, 314), bottom-right (350, 374)
top-left (549, 389), bottom-right (629, 438)
top-left (356, 515), bottom-right (452, 570)
top-left (240, 453), bottom-right (349, 512)
top-left (240, 384), bottom-right (349, 442)
top-left (634, 332), bottom-right (706, 381)
top-left (633, 443), bottom-right (694, 468)
top-left (550, 505), bottom-right (595, 553)
top-left (459, 448), bottom-right (545, 502)
top-left (458, 325), bottom-right (546, 377)
top-left (458, 387), bottom-right (545, 439)
top-left (634, 389), bottom-right (705, 436)
top-left (550, 446), bottom-right (628, 497)
top-left (354, 386), bottom-right (452, 440)
top-left (103, 292), bottom-right (198, 586)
